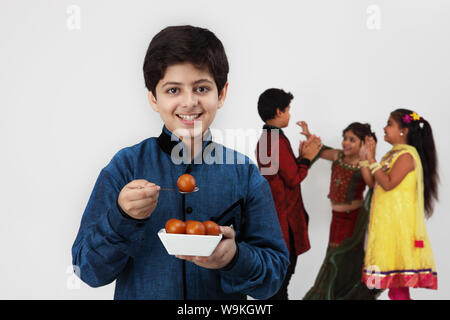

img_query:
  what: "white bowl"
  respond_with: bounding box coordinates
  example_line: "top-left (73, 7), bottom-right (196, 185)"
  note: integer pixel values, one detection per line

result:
top-left (157, 229), bottom-right (223, 257)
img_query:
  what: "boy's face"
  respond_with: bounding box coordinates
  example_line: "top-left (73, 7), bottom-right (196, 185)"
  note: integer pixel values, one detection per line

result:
top-left (148, 62), bottom-right (228, 139)
top-left (277, 105), bottom-right (291, 128)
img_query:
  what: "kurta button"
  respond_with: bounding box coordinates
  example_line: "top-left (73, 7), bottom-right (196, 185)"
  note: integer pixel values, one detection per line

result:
top-left (186, 207), bottom-right (193, 214)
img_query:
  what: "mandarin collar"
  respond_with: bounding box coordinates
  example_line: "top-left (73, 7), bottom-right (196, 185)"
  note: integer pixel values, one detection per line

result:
top-left (263, 124), bottom-right (285, 136)
top-left (156, 126), bottom-right (213, 159)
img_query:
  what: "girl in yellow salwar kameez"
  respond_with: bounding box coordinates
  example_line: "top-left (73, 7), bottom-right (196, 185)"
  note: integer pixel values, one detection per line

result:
top-left (361, 109), bottom-right (439, 300)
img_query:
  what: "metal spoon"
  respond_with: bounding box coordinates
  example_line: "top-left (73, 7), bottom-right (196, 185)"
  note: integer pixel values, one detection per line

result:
top-left (160, 187), bottom-right (199, 194)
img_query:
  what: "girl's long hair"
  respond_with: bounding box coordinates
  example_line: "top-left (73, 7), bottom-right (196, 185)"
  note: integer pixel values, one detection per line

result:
top-left (391, 109), bottom-right (439, 218)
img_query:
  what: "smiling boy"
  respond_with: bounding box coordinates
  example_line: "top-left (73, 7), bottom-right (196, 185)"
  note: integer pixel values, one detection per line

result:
top-left (72, 25), bottom-right (289, 300)
top-left (148, 62), bottom-right (226, 163)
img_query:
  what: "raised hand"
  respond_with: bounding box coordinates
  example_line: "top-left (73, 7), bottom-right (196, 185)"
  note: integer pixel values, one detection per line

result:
top-left (301, 134), bottom-right (322, 160)
top-left (296, 121), bottom-right (312, 139)
top-left (365, 136), bottom-right (377, 162)
top-left (359, 141), bottom-right (368, 160)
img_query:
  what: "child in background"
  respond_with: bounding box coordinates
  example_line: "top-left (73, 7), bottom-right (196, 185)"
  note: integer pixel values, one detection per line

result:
top-left (255, 88), bottom-right (322, 300)
top-left (300, 121), bottom-right (381, 300)
top-left (362, 109), bottom-right (439, 300)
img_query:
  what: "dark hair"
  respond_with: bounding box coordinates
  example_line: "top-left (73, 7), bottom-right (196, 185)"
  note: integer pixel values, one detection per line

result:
top-left (143, 25), bottom-right (229, 97)
top-left (257, 88), bottom-right (294, 122)
top-left (342, 122), bottom-right (377, 143)
top-left (390, 108), bottom-right (439, 218)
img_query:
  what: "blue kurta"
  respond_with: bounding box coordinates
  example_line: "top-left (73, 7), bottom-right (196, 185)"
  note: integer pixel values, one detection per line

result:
top-left (72, 126), bottom-right (289, 299)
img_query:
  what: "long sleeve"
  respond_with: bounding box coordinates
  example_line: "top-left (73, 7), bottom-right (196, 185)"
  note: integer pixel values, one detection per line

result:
top-left (71, 167), bottom-right (148, 288)
top-left (309, 144), bottom-right (333, 166)
top-left (219, 164), bottom-right (290, 299)
top-left (277, 137), bottom-right (310, 188)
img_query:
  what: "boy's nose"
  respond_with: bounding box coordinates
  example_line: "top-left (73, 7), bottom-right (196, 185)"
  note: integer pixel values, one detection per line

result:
top-left (182, 92), bottom-right (198, 108)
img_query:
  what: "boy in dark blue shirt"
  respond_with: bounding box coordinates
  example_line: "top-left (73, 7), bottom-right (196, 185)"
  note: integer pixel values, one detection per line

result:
top-left (72, 25), bottom-right (289, 299)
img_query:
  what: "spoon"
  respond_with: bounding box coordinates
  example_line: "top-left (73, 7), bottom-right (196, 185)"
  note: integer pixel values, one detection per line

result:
top-left (160, 187), bottom-right (199, 194)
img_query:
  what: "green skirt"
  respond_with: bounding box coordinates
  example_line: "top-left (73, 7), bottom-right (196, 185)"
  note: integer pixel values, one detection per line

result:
top-left (303, 190), bottom-right (382, 300)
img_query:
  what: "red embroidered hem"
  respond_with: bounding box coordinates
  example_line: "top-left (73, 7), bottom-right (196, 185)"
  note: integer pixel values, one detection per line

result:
top-left (362, 270), bottom-right (437, 290)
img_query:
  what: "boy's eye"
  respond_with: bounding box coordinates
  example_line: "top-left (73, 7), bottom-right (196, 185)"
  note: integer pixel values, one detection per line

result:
top-left (195, 86), bottom-right (210, 93)
top-left (167, 88), bottom-right (179, 94)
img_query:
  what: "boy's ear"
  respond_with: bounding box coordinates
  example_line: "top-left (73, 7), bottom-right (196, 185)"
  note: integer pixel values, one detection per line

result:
top-left (148, 91), bottom-right (159, 112)
top-left (217, 82), bottom-right (229, 109)
top-left (275, 108), bottom-right (282, 117)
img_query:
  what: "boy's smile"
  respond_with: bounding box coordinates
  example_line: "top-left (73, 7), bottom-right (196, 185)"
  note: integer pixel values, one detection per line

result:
top-left (148, 62), bottom-right (228, 140)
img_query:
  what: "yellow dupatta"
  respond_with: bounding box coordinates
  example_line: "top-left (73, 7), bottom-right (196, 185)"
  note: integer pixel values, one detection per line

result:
top-left (389, 144), bottom-right (426, 245)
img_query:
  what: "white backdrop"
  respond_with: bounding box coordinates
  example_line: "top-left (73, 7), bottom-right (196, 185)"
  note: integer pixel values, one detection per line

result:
top-left (1, 0), bottom-right (449, 299)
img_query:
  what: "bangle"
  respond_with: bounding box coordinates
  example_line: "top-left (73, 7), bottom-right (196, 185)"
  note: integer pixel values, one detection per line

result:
top-left (359, 160), bottom-right (369, 168)
top-left (369, 162), bottom-right (380, 170)
top-left (370, 163), bottom-right (382, 175)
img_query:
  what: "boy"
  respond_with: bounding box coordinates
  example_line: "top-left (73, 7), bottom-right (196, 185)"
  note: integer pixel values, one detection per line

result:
top-left (255, 88), bottom-right (321, 300)
top-left (72, 26), bottom-right (289, 300)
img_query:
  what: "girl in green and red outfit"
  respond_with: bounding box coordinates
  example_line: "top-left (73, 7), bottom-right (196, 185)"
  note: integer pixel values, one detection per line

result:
top-left (300, 121), bottom-right (382, 300)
